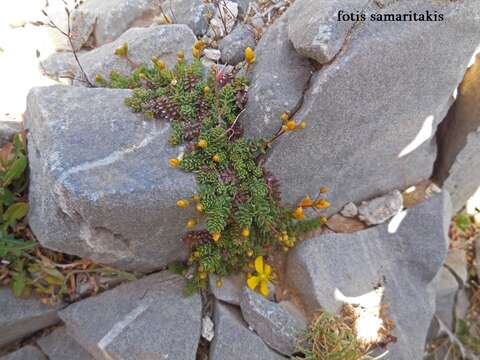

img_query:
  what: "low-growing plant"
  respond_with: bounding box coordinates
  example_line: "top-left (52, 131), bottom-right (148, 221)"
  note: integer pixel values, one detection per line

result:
top-left (0, 132), bottom-right (135, 303)
top-left (99, 42), bottom-right (329, 295)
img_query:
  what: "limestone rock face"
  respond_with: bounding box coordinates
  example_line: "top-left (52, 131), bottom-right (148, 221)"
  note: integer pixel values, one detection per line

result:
top-left (164, 0), bottom-right (215, 36)
top-left (0, 346), bottom-right (46, 360)
top-left (0, 288), bottom-right (62, 347)
top-left (286, 192), bottom-right (452, 360)
top-left (76, 25), bottom-right (196, 85)
top-left (25, 85), bottom-right (197, 272)
top-left (246, 0), bottom-right (479, 212)
top-left (210, 301), bottom-right (285, 360)
top-left (70, 0), bottom-right (160, 50)
top-left (59, 272), bottom-right (202, 360)
top-left (288, 0), bottom-right (369, 64)
top-left (37, 327), bottom-right (94, 360)
top-left (435, 54), bottom-right (480, 212)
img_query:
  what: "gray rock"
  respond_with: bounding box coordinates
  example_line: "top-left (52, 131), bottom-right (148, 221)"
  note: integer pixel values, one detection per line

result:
top-left (37, 327), bottom-right (94, 360)
top-left (241, 11), bottom-right (314, 139)
top-left (358, 190), bottom-right (403, 225)
top-left (40, 51), bottom-right (78, 81)
top-left (445, 247), bottom-right (468, 285)
top-left (286, 192), bottom-right (452, 360)
top-left (433, 267), bottom-right (459, 331)
top-left (240, 288), bottom-right (306, 356)
top-left (76, 25), bottom-right (196, 86)
top-left (435, 54), bottom-right (480, 212)
top-left (25, 85), bottom-right (197, 272)
top-left (210, 301), bottom-right (285, 360)
top-left (164, 0), bottom-right (215, 36)
top-left (204, 48), bottom-right (221, 62)
top-left (0, 120), bottom-right (22, 147)
top-left (340, 202), bottom-right (358, 218)
top-left (59, 272), bottom-right (202, 360)
top-left (288, 0), bottom-right (369, 64)
top-left (0, 346), bottom-right (46, 360)
top-left (233, 0), bottom-right (254, 18)
top-left (71, 0), bottom-right (160, 50)
top-left (219, 25), bottom-right (256, 65)
top-left (0, 287), bottom-right (62, 347)
top-left (262, 1), bottom-right (480, 211)
top-left (210, 273), bottom-right (243, 306)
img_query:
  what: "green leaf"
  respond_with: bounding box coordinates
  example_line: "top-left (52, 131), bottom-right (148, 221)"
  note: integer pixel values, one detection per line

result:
top-left (455, 213), bottom-right (472, 231)
top-left (2, 155), bottom-right (27, 186)
top-left (12, 274), bottom-right (27, 297)
top-left (3, 202), bottom-right (28, 227)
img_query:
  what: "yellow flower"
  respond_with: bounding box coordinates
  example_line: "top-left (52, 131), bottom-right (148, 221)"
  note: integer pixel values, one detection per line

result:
top-left (216, 278), bottom-right (223, 288)
top-left (320, 216), bottom-right (328, 224)
top-left (286, 120), bottom-right (297, 130)
top-left (203, 86), bottom-right (210, 93)
top-left (281, 125), bottom-right (288, 132)
top-left (192, 47), bottom-right (202, 59)
top-left (95, 74), bottom-right (105, 83)
top-left (281, 112), bottom-right (290, 122)
top-left (177, 199), bottom-right (190, 208)
top-left (212, 154), bottom-right (221, 163)
top-left (153, 57), bottom-right (166, 70)
top-left (186, 218), bottom-right (197, 229)
top-left (299, 121), bottom-right (306, 129)
top-left (196, 203), bottom-right (204, 212)
top-left (194, 40), bottom-right (206, 50)
top-left (242, 227), bottom-right (250, 237)
top-left (247, 256), bottom-right (273, 297)
top-left (192, 195), bottom-right (200, 202)
top-left (114, 43), bottom-right (128, 57)
top-left (299, 196), bottom-right (313, 208)
top-left (197, 139), bottom-right (208, 149)
top-left (199, 272), bottom-right (207, 280)
top-left (315, 199), bottom-right (331, 209)
top-left (177, 50), bottom-right (185, 63)
top-left (169, 158), bottom-right (180, 167)
top-left (245, 47), bottom-right (256, 64)
top-left (211, 232), bottom-right (221, 242)
top-left (294, 207), bottom-right (305, 220)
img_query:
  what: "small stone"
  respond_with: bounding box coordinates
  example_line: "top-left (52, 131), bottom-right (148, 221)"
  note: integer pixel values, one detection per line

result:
top-left (240, 288), bottom-right (306, 356)
top-left (340, 202), bottom-right (358, 218)
top-left (204, 48), bottom-right (221, 61)
top-left (0, 346), bottom-right (46, 360)
top-left (0, 287), bottom-right (62, 348)
top-left (202, 316), bottom-right (215, 342)
top-left (59, 272), bottom-right (202, 360)
top-left (358, 190), bottom-right (403, 225)
top-left (210, 301), bottom-right (285, 360)
top-left (325, 214), bottom-right (366, 233)
top-left (165, 0), bottom-right (215, 36)
top-left (210, 273), bottom-right (243, 306)
top-left (219, 25), bottom-right (256, 65)
top-left (37, 327), bottom-right (94, 360)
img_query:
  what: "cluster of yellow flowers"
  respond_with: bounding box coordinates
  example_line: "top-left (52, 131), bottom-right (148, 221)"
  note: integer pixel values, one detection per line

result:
top-left (294, 187), bottom-right (330, 221)
top-left (280, 112), bottom-right (306, 132)
top-left (192, 40), bottom-right (206, 59)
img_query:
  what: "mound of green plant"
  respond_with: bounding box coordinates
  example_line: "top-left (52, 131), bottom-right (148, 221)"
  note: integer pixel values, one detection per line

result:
top-left (0, 132), bottom-right (134, 303)
top-left (99, 42), bottom-right (330, 294)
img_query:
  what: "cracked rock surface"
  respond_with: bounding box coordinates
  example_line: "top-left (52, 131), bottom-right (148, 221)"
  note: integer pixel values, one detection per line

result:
top-left (37, 327), bottom-right (94, 360)
top-left (252, 0), bottom-right (480, 212)
top-left (0, 346), bottom-right (46, 360)
top-left (59, 272), bottom-right (202, 360)
top-left (287, 191), bottom-right (452, 360)
top-left (25, 85), bottom-right (197, 272)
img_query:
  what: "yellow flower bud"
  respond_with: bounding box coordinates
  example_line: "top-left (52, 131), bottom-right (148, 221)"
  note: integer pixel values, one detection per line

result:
top-left (197, 139), bottom-right (208, 149)
top-left (320, 216), bottom-right (328, 224)
top-left (177, 50), bottom-right (185, 59)
top-left (281, 125), bottom-right (288, 132)
top-left (315, 199), bottom-right (331, 209)
top-left (319, 186), bottom-right (329, 193)
top-left (212, 154), bottom-right (221, 163)
top-left (114, 43), bottom-right (128, 57)
top-left (245, 47), bottom-right (256, 64)
top-left (287, 120), bottom-right (297, 130)
top-left (199, 272), bottom-right (207, 280)
top-left (193, 251), bottom-right (200, 258)
top-left (177, 199), bottom-right (190, 208)
top-left (299, 196), bottom-right (313, 208)
top-left (247, 249), bottom-right (254, 257)
top-left (196, 203), bottom-right (204, 212)
top-left (186, 218), bottom-right (197, 229)
top-left (194, 40), bottom-right (205, 50)
top-left (216, 279), bottom-right (223, 288)
top-left (211, 232), bottom-right (221, 242)
top-left (169, 158), bottom-right (180, 167)
top-left (294, 207), bottom-right (305, 220)
top-left (281, 112), bottom-right (290, 122)
top-left (192, 47), bottom-right (202, 59)
top-left (299, 121), bottom-right (306, 129)
top-left (95, 74), bottom-right (104, 83)
top-left (155, 59), bottom-right (166, 70)
top-left (203, 86), bottom-right (210, 93)
top-left (192, 195), bottom-right (200, 202)
top-left (242, 227), bottom-right (250, 237)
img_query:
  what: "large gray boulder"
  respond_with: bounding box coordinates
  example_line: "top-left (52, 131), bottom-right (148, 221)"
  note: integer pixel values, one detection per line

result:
top-left (0, 288), bottom-right (62, 347)
top-left (70, 0), bottom-right (160, 50)
top-left (0, 346), bottom-right (46, 360)
top-left (210, 301), bottom-right (285, 360)
top-left (286, 191), bottom-right (452, 360)
top-left (240, 11), bottom-right (314, 138)
top-left (240, 288), bottom-right (306, 356)
top-left (435, 54), bottom-right (480, 212)
top-left (76, 25), bottom-right (196, 85)
top-left (246, 0), bottom-right (480, 212)
top-left (287, 0), bottom-right (369, 64)
top-left (25, 85), bottom-right (197, 272)
top-left (37, 327), bottom-right (94, 360)
top-left (59, 272), bottom-right (202, 360)
top-left (219, 24), bottom-right (256, 65)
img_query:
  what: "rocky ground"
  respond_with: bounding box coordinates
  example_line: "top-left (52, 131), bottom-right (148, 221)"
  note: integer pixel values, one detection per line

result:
top-left (1, 0), bottom-right (480, 359)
